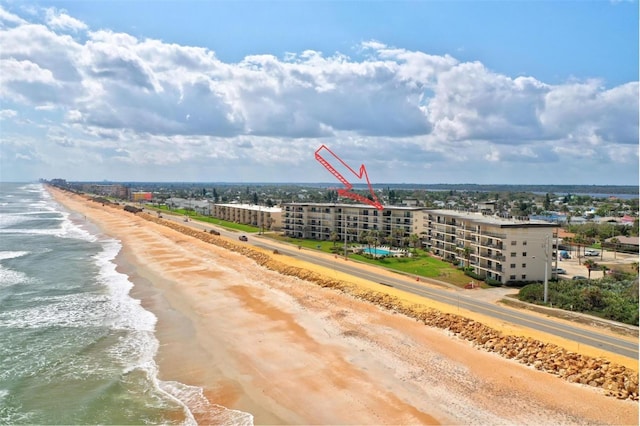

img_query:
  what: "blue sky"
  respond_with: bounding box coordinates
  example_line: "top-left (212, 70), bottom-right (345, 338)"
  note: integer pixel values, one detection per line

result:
top-left (0, 1), bottom-right (638, 184)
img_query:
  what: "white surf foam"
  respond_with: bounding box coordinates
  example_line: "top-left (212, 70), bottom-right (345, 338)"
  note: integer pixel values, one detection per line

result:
top-left (0, 251), bottom-right (30, 261)
top-left (0, 251), bottom-right (31, 286)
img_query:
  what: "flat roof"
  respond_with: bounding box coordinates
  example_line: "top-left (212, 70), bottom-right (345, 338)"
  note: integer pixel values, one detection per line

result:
top-left (284, 202), bottom-right (423, 211)
top-left (215, 203), bottom-right (281, 213)
top-left (426, 209), bottom-right (558, 228)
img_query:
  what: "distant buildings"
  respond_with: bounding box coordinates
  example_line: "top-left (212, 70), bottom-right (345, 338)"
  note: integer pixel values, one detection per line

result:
top-left (80, 184), bottom-right (130, 199)
top-left (131, 192), bottom-right (153, 202)
top-left (211, 203), bottom-right (282, 231)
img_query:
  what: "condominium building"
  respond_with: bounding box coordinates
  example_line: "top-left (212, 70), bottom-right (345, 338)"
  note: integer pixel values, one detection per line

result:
top-left (282, 203), bottom-right (423, 245)
top-left (424, 210), bottom-right (558, 284)
top-left (81, 184), bottom-right (130, 199)
top-left (211, 203), bottom-right (282, 231)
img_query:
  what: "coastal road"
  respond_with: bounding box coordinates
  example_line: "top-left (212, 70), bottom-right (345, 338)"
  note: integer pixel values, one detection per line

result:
top-left (153, 211), bottom-right (640, 360)
top-left (252, 240), bottom-right (639, 360)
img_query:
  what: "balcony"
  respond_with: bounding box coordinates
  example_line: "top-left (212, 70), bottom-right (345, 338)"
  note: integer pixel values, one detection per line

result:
top-left (480, 231), bottom-right (507, 239)
top-left (477, 253), bottom-right (506, 262)
top-left (485, 243), bottom-right (503, 250)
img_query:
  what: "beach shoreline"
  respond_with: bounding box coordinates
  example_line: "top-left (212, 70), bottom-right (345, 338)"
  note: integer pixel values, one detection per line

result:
top-left (48, 187), bottom-right (638, 425)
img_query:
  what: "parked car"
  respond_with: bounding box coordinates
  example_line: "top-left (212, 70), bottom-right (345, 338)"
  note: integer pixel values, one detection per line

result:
top-left (572, 276), bottom-right (588, 280)
top-left (238, 235), bottom-right (248, 241)
top-left (585, 249), bottom-right (600, 256)
top-left (552, 268), bottom-right (566, 275)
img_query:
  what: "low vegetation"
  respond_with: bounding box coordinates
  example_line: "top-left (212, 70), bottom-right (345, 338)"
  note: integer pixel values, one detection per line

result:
top-left (151, 205), bottom-right (260, 232)
top-left (518, 275), bottom-right (639, 326)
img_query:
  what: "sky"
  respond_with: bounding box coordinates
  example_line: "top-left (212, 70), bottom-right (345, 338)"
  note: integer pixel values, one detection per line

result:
top-left (0, 1), bottom-right (638, 185)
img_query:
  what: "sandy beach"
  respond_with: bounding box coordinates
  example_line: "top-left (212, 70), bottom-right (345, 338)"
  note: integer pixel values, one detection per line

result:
top-left (49, 187), bottom-right (638, 425)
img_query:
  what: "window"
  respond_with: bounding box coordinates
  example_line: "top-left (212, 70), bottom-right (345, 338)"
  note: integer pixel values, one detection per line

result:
top-left (523, 241), bottom-right (527, 246)
top-left (510, 252), bottom-right (516, 257)
top-left (522, 252), bottom-right (527, 257)
top-left (510, 275), bottom-right (516, 280)
top-left (521, 275), bottom-right (527, 280)
top-left (510, 263), bottom-right (516, 268)
top-left (522, 263), bottom-right (526, 268)
top-left (511, 240), bottom-right (517, 246)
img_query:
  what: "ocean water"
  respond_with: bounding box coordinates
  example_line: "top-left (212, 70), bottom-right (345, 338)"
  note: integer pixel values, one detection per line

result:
top-left (0, 183), bottom-right (253, 425)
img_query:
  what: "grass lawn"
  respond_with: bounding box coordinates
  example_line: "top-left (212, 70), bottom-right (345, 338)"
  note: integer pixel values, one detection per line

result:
top-left (265, 234), bottom-right (475, 287)
top-left (149, 205), bottom-right (260, 233)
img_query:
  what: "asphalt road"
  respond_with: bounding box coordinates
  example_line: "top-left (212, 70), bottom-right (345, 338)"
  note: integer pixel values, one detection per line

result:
top-left (151, 209), bottom-right (639, 360)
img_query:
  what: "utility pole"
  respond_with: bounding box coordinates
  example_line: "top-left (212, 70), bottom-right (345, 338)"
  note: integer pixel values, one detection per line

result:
top-left (343, 210), bottom-right (348, 259)
top-left (543, 234), bottom-right (550, 303)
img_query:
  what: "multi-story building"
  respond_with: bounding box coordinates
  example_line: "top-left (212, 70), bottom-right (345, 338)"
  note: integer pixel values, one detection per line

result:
top-left (81, 184), bottom-right (129, 199)
top-left (211, 203), bottom-right (282, 231)
top-left (424, 210), bottom-right (558, 284)
top-left (282, 204), bottom-right (558, 284)
top-left (282, 203), bottom-right (423, 245)
top-left (131, 191), bottom-right (153, 202)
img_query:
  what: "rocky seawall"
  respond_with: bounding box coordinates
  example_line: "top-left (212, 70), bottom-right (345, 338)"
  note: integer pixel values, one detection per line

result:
top-left (138, 212), bottom-right (638, 401)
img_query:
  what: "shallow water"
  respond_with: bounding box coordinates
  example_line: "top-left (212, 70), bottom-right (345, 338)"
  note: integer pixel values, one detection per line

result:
top-left (0, 183), bottom-right (252, 425)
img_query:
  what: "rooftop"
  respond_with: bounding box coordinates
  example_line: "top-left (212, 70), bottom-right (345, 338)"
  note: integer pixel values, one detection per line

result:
top-left (426, 209), bottom-right (558, 228)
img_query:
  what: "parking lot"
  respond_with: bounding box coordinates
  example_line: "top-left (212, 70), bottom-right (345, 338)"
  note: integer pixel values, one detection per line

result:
top-left (554, 249), bottom-right (636, 279)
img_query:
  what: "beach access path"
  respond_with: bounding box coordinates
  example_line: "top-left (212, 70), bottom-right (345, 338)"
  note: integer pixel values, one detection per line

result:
top-left (49, 188), bottom-right (638, 425)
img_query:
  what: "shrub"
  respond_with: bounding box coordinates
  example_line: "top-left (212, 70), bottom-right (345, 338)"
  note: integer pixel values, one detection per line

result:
top-left (517, 277), bottom-right (639, 326)
top-left (485, 277), bottom-right (502, 287)
top-left (464, 269), bottom-right (483, 280)
top-left (518, 283), bottom-right (544, 303)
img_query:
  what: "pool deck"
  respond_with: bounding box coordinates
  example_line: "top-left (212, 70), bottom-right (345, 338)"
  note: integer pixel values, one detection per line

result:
top-left (358, 246), bottom-right (412, 257)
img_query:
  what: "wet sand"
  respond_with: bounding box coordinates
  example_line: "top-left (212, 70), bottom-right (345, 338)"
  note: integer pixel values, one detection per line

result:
top-left (49, 188), bottom-right (638, 425)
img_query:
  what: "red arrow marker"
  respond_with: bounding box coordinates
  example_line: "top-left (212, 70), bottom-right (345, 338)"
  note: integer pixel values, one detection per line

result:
top-left (315, 144), bottom-right (384, 210)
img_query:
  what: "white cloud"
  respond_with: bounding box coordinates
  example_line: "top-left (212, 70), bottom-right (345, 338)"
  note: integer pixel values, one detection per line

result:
top-left (0, 6), bottom-right (27, 27)
top-left (45, 8), bottom-right (87, 32)
top-left (0, 6), bottom-right (637, 184)
top-left (0, 109), bottom-right (17, 119)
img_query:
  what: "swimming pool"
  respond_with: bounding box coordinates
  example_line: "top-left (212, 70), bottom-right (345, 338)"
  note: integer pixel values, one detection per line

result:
top-left (362, 247), bottom-right (391, 256)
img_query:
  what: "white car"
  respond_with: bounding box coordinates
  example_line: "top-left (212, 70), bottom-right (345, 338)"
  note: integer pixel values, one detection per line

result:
top-left (584, 249), bottom-right (599, 256)
top-left (552, 268), bottom-right (566, 275)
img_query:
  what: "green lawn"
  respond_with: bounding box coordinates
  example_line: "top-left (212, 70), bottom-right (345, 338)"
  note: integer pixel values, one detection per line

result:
top-left (264, 234), bottom-right (474, 287)
top-left (143, 212), bottom-right (475, 288)
top-left (149, 205), bottom-right (260, 233)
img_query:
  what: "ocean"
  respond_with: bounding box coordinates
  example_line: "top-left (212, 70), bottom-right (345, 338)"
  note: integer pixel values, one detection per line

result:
top-left (0, 183), bottom-right (253, 425)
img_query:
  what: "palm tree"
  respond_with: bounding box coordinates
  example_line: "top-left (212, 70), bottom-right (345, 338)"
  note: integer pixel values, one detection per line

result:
top-left (583, 259), bottom-right (597, 279)
top-left (330, 231), bottom-right (340, 248)
top-left (403, 236), bottom-right (410, 249)
top-left (610, 237), bottom-right (619, 260)
top-left (392, 227), bottom-right (404, 248)
top-left (409, 234), bottom-right (420, 254)
top-left (370, 230), bottom-right (380, 251)
top-left (463, 245), bottom-right (472, 268)
top-left (358, 230), bottom-right (369, 245)
top-left (574, 234), bottom-right (586, 263)
top-left (600, 264), bottom-right (609, 278)
top-left (366, 235), bottom-right (376, 255)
